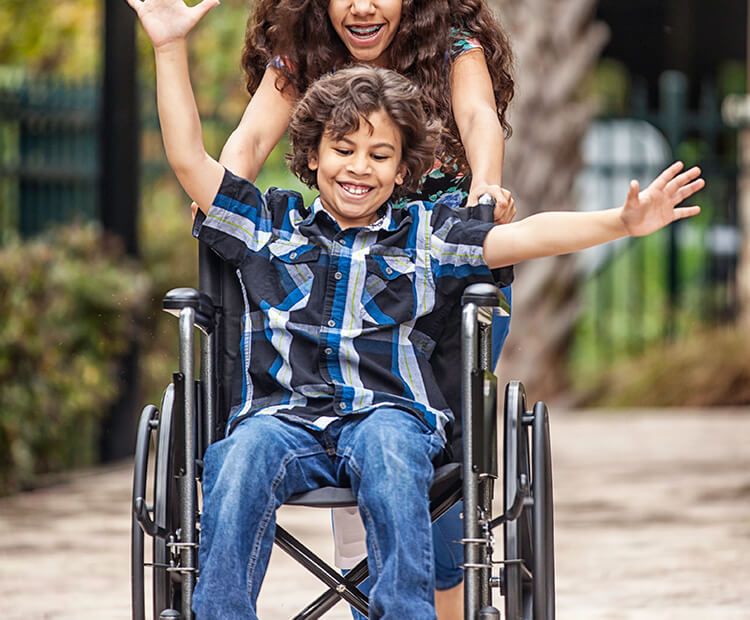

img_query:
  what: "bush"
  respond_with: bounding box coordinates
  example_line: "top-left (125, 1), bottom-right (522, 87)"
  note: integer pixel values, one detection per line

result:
top-left (577, 324), bottom-right (750, 407)
top-left (0, 224), bottom-right (151, 494)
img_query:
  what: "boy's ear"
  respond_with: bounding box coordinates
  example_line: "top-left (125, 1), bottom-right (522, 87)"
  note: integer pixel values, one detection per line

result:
top-left (308, 152), bottom-right (318, 171)
top-left (394, 162), bottom-right (407, 186)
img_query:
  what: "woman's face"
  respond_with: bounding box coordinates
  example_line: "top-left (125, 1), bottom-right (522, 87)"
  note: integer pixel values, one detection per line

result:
top-left (327, 0), bottom-right (403, 67)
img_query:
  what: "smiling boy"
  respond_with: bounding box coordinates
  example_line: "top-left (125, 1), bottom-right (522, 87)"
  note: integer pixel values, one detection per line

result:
top-left (128, 0), bottom-right (704, 617)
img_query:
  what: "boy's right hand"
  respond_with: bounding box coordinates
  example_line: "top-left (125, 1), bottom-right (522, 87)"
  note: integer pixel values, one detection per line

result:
top-left (125, 0), bottom-right (219, 48)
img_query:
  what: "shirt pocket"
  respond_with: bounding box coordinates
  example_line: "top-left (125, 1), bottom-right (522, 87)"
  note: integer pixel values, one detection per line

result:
top-left (265, 239), bottom-right (321, 311)
top-left (361, 247), bottom-right (418, 326)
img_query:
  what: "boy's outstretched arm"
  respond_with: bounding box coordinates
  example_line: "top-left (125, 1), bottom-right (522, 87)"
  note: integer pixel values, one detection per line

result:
top-left (126, 0), bottom-right (224, 212)
top-left (483, 161), bottom-right (705, 269)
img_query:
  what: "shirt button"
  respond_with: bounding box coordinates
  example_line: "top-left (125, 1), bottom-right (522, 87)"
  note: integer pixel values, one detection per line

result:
top-left (289, 252), bottom-right (297, 260)
top-left (385, 267), bottom-right (393, 275)
top-left (334, 271), bottom-right (343, 280)
top-left (339, 402), bottom-right (346, 410)
top-left (327, 319), bottom-right (336, 328)
top-left (324, 347), bottom-right (333, 355)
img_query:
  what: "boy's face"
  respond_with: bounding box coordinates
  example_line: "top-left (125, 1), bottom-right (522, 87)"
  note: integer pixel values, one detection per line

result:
top-left (308, 110), bottom-right (406, 230)
top-left (327, 0), bottom-right (402, 67)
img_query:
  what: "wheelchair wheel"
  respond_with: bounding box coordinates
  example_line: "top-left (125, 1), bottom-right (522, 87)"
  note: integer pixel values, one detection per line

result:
top-left (132, 405), bottom-right (158, 620)
top-left (531, 401), bottom-right (555, 619)
top-left (502, 383), bottom-right (555, 620)
top-left (152, 382), bottom-right (185, 618)
top-left (503, 382), bottom-right (534, 620)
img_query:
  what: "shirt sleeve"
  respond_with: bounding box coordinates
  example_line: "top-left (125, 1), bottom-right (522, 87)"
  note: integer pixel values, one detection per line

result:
top-left (192, 169), bottom-right (271, 267)
top-left (450, 31), bottom-right (483, 63)
top-left (267, 55), bottom-right (297, 74)
top-left (428, 201), bottom-right (495, 294)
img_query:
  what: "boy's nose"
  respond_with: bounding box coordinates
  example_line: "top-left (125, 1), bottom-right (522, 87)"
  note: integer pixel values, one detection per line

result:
top-left (347, 153), bottom-right (371, 175)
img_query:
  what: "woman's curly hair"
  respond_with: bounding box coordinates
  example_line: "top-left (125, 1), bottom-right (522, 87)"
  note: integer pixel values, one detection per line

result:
top-left (287, 65), bottom-right (440, 199)
top-left (242, 0), bottom-right (514, 173)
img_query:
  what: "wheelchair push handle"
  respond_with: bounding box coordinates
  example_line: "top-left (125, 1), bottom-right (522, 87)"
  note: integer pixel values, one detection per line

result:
top-left (477, 193), bottom-right (496, 208)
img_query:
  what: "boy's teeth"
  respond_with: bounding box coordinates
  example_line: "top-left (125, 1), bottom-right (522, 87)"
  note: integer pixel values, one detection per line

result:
top-left (342, 183), bottom-right (370, 195)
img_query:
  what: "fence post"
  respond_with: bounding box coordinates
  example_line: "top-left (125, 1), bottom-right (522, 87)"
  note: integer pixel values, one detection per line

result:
top-left (99, 0), bottom-right (140, 461)
top-left (659, 71), bottom-right (688, 336)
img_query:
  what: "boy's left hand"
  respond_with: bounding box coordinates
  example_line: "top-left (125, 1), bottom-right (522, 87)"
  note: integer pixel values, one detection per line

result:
top-left (621, 161), bottom-right (704, 237)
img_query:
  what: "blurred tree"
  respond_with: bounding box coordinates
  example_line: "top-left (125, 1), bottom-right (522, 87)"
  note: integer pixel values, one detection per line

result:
top-left (0, 0), bottom-right (100, 76)
top-left (490, 0), bottom-right (609, 398)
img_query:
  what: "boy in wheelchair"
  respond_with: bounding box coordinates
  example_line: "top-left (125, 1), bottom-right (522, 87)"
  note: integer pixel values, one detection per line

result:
top-left (129, 0), bottom-right (704, 617)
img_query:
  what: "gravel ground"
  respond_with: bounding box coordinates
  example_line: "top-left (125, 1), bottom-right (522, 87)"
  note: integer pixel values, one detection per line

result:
top-left (0, 407), bottom-right (748, 619)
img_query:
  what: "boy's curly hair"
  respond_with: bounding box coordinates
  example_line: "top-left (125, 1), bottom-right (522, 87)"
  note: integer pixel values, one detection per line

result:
top-left (287, 66), bottom-right (440, 198)
top-left (242, 0), bottom-right (514, 174)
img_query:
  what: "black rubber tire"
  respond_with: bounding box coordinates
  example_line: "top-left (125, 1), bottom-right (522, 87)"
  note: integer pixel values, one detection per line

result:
top-left (152, 384), bottom-right (184, 618)
top-left (132, 405), bottom-right (158, 620)
top-left (531, 401), bottom-right (555, 620)
top-left (503, 382), bottom-right (534, 620)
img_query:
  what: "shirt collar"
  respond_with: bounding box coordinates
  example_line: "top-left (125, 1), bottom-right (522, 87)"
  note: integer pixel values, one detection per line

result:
top-left (301, 196), bottom-right (401, 233)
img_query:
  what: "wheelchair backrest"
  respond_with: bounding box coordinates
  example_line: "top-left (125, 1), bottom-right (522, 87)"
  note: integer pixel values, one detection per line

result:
top-left (197, 241), bottom-right (466, 456)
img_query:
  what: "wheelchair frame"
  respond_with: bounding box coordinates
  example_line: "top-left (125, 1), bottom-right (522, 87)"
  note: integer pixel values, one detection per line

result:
top-left (132, 251), bottom-right (555, 620)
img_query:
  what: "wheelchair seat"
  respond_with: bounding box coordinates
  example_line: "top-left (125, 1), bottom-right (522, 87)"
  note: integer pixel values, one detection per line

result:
top-left (286, 461), bottom-right (461, 508)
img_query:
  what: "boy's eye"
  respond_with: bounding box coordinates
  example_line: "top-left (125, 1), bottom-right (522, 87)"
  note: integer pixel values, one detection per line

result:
top-left (334, 147), bottom-right (352, 156)
top-left (371, 153), bottom-right (390, 161)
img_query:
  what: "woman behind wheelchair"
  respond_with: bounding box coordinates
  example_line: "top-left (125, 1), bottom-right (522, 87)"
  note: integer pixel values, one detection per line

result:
top-left (127, 0), bottom-right (703, 617)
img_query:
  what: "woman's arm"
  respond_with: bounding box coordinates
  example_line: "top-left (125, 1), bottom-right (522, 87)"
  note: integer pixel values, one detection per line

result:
top-left (217, 66), bottom-right (297, 181)
top-left (187, 66), bottom-right (295, 216)
top-left (483, 162), bottom-right (704, 269)
top-left (451, 48), bottom-right (514, 222)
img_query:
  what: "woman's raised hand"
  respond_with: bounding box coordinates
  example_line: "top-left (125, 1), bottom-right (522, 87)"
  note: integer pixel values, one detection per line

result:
top-left (125, 0), bottom-right (219, 48)
top-left (620, 161), bottom-right (704, 237)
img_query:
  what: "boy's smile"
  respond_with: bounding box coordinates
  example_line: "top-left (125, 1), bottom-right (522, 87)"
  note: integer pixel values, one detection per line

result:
top-left (327, 0), bottom-right (402, 67)
top-left (308, 109), bottom-right (406, 230)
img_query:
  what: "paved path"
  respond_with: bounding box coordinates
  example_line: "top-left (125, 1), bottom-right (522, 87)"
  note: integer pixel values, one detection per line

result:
top-left (1, 408), bottom-right (748, 619)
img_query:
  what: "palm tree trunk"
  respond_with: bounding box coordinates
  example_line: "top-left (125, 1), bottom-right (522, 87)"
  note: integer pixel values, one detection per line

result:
top-left (489, 0), bottom-right (609, 399)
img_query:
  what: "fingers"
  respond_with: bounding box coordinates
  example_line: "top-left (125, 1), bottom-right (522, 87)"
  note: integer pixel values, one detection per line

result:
top-left (492, 188), bottom-right (515, 224)
top-left (654, 160), bottom-right (685, 188)
top-left (673, 205), bottom-right (701, 221)
top-left (675, 177), bottom-right (705, 203)
top-left (626, 179), bottom-right (640, 203)
top-left (499, 193), bottom-right (516, 223)
top-left (193, 0), bottom-right (220, 19)
top-left (667, 165), bottom-right (702, 192)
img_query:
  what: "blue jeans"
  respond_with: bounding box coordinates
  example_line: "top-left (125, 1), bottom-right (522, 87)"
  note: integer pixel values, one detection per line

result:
top-left (192, 407), bottom-right (445, 620)
top-left (347, 286), bottom-right (512, 619)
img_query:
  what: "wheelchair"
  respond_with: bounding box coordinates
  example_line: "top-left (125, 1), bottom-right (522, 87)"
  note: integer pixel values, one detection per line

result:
top-left (131, 243), bottom-right (556, 620)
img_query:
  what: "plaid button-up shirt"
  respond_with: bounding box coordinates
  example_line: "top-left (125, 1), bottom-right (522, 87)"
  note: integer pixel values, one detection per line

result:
top-left (194, 170), bottom-right (496, 439)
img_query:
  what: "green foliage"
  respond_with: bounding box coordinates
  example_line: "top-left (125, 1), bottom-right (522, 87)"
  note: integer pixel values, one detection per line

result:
top-left (583, 58), bottom-right (631, 116)
top-left (578, 324), bottom-right (750, 407)
top-left (0, 0), bottom-right (99, 76)
top-left (0, 224), bottom-right (151, 494)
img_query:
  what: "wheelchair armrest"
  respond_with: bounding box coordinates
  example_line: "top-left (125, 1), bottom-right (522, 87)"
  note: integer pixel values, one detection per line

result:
top-left (461, 283), bottom-right (510, 316)
top-left (163, 287), bottom-right (216, 333)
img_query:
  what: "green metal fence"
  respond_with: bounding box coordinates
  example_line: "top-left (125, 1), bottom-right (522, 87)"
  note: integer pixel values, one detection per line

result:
top-left (0, 78), bottom-right (100, 244)
top-left (573, 70), bottom-right (739, 371)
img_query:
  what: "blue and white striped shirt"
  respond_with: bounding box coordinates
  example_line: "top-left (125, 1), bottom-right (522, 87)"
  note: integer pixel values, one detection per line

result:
top-left (194, 170), bottom-right (496, 439)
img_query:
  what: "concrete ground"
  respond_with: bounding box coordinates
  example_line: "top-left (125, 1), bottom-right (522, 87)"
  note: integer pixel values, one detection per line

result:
top-left (0, 407), bottom-right (748, 619)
